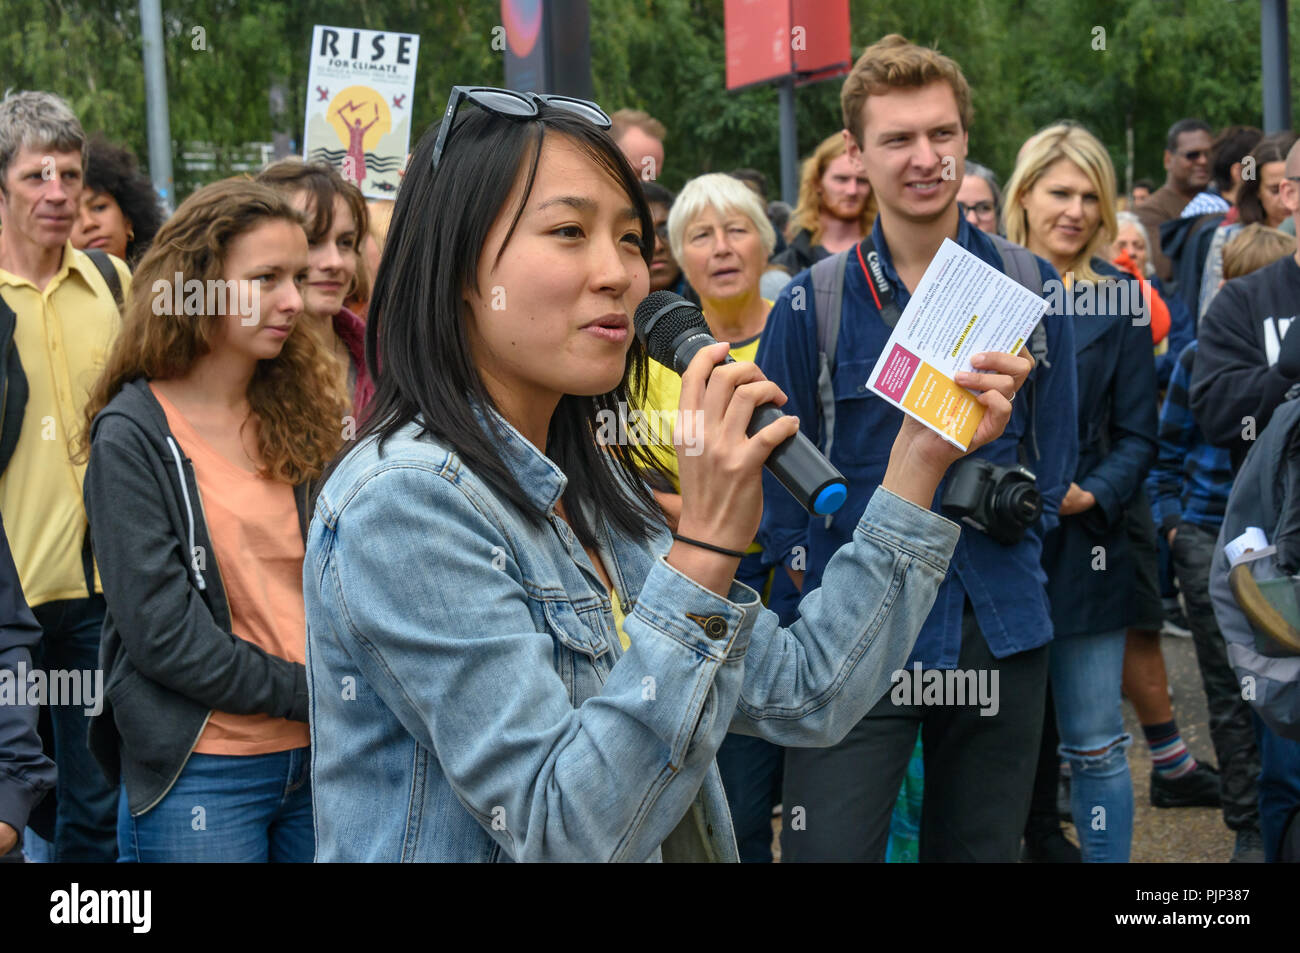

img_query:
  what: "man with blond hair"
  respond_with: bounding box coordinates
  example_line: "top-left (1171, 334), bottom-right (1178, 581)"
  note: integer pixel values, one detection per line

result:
top-left (0, 90), bottom-right (129, 861)
top-left (755, 35), bottom-right (1078, 861)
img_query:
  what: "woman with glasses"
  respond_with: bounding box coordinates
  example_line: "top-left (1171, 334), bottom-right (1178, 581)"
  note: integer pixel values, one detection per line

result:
top-left (302, 86), bottom-right (1030, 862)
top-left (957, 161), bottom-right (1003, 235)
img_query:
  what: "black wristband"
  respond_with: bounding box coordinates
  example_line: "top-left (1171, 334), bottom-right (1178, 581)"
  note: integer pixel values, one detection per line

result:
top-left (671, 533), bottom-right (745, 559)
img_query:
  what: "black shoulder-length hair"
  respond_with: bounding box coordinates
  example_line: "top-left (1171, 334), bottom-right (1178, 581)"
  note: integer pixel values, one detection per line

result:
top-left (351, 103), bottom-right (672, 551)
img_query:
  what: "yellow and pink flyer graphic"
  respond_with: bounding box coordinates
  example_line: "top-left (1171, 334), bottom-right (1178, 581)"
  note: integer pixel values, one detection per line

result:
top-left (868, 239), bottom-right (1047, 450)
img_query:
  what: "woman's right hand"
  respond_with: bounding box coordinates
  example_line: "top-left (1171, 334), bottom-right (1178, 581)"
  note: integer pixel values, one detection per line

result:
top-left (667, 341), bottom-right (800, 594)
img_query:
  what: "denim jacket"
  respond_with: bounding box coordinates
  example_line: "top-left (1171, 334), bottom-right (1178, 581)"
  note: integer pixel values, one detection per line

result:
top-left (304, 410), bottom-right (959, 862)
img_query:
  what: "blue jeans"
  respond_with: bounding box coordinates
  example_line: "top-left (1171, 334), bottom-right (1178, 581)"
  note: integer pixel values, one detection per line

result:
top-left (27, 595), bottom-right (118, 862)
top-left (1254, 712), bottom-right (1300, 862)
top-left (1050, 630), bottom-right (1133, 862)
top-left (117, 748), bottom-right (313, 862)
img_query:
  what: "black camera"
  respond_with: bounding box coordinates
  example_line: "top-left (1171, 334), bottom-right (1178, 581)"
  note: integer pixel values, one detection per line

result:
top-left (941, 459), bottom-right (1042, 545)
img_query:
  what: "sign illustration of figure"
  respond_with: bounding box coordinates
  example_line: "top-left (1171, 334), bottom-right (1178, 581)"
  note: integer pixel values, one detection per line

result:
top-left (334, 102), bottom-right (380, 185)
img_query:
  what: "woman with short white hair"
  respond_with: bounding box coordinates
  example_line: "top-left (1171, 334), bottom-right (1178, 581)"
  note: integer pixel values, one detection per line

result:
top-left (644, 171), bottom-right (787, 863)
top-left (1111, 209), bottom-right (1193, 388)
top-left (643, 172), bottom-right (777, 499)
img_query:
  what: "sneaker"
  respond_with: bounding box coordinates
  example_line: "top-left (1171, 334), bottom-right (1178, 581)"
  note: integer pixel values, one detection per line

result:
top-left (1022, 827), bottom-right (1082, 863)
top-left (1161, 594), bottom-right (1193, 637)
top-left (1150, 762), bottom-right (1222, 808)
top-left (1230, 828), bottom-right (1265, 863)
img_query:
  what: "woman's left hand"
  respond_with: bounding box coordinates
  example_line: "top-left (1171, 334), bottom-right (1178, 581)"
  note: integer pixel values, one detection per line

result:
top-left (882, 348), bottom-right (1034, 507)
top-left (1059, 482), bottom-right (1097, 515)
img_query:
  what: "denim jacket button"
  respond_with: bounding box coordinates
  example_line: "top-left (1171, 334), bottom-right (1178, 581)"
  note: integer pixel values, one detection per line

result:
top-left (702, 615), bottom-right (727, 640)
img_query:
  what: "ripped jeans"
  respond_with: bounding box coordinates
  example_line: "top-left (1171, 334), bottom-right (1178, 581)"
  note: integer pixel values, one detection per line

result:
top-left (1049, 630), bottom-right (1133, 862)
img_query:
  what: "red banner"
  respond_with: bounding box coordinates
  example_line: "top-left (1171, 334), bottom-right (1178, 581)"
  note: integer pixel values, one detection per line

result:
top-left (724, 0), bottom-right (791, 91)
top-left (792, 0), bottom-right (851, 86)
top-left (725, 0), bottom-right (851, 91)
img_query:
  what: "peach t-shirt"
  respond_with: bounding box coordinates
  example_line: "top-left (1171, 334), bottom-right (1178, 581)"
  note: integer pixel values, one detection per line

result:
top-left (152, 385), bottom-right (310, 755)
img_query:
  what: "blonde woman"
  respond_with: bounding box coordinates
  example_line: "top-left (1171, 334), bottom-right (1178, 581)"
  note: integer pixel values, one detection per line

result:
top-left (1006, 123), bottom-right (1159, 862)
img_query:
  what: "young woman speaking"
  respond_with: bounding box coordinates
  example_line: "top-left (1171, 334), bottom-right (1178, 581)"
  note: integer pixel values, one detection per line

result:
top-left (305, 87), bottom-right (1031, 862)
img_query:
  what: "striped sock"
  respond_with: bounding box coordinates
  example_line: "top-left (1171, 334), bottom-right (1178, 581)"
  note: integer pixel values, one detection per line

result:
top-left (1144, 720), bottom-right (1197, 779)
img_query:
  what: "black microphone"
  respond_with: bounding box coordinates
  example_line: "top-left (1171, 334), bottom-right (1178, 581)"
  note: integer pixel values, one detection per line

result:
top-left (633, 290), bottom-right (847, 516)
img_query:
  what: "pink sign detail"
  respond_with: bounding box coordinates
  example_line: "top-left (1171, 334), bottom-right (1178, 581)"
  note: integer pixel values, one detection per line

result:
top-left (875, 344), bottom-right (919, 402)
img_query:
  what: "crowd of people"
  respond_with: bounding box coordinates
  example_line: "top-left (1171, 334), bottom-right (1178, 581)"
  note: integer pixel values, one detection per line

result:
top-left (1, 31), bottom-right (1298, 865)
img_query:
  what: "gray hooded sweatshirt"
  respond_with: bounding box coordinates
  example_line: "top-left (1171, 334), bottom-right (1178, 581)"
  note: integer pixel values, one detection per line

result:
top-left (84, 378), bottom-right (311, 816)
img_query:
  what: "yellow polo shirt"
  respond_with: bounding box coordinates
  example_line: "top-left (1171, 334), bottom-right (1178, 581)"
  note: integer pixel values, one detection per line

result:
top-left (0, 242), bottom-right (127, 606)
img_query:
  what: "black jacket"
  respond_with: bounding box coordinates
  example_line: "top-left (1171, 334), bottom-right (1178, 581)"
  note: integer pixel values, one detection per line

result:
top-left (83, 378), bottom-right (311, 815)
top-left (768, 228), bottom-right (829, 276)
top-left (1190, 254), bottom-right (1300, 473)
top-left (1159, 211), bottom-right (1223, 313)
top-left (1041, 260), bottom-right (1159, 636)
top-left (0, 511), bottom-right (55, 839)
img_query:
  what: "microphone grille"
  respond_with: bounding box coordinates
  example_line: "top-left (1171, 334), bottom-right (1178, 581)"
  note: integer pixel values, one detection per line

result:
top-left (633, 291), bottom-right (707, 368)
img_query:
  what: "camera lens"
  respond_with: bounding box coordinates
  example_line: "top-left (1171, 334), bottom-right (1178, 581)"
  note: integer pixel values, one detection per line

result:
top-left (995, 481), bottom-right (1042, 527)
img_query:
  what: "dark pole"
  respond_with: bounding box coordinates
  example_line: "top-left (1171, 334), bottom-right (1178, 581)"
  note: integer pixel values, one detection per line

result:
top-left (139, 0), bottom-right (174, 212)
top-left (1260, 0), bottom-right (1291, 133)
top-left (778, 77), bottom-right (798, 205)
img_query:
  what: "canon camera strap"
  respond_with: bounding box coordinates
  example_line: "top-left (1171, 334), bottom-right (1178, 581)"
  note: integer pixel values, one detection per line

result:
top-left (854, 235), bottom-right (904, 329)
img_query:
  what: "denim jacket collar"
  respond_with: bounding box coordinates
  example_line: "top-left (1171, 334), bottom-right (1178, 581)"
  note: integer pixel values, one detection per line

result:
top-left (464, 400), bottom-right (659, 611)
top-left (468, 400), bottom-right (569, 513)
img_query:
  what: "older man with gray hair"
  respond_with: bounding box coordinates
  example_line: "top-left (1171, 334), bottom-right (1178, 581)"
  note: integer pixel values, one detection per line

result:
top-left (0, 90), bottom-right (130, 861)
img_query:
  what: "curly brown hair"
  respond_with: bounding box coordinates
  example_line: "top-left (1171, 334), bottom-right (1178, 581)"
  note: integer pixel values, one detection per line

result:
top-left (77, 177), bottom-right (348, 484)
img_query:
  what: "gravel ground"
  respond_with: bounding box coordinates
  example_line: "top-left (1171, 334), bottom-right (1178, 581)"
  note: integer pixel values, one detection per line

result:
top-left (769, 630), bottom-right (1240, 863)
top-left (1118, 629), bottom-right (1235, 863)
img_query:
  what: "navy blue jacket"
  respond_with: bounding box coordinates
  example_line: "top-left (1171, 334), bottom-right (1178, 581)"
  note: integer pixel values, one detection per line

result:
top-left (755, 216), bottom-right (1079, 668)
top-left (1153, 275), bottom-right (1195, 391)
top-left (1041, 259), bottom-right (1159, 636)
top-left (0, 511), bottom-right (55, 838)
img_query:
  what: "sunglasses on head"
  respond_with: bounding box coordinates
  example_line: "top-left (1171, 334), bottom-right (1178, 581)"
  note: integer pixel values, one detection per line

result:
top-left (430, 86), bottom-right (612, 174)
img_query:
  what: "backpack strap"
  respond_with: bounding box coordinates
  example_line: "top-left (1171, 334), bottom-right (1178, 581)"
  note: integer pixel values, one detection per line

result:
top-left (989, 234), bottom-right (1050, 464)
top-left (811, 250), bottom-right (850, 456)
top-left (83, 248), bottom-right (124, 310)
top-left (0, 292), bottom-right (27, 478)
top-left (810, 250), bottom-right (850, 528)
